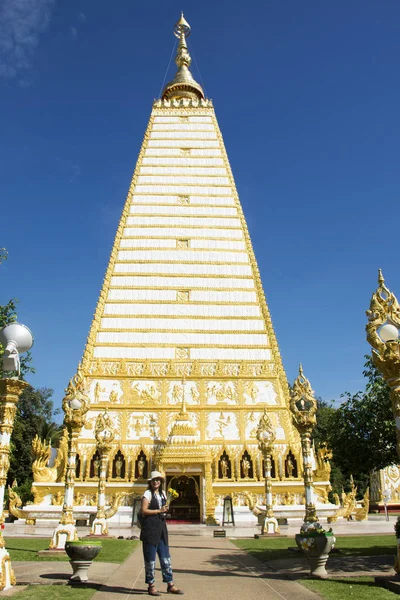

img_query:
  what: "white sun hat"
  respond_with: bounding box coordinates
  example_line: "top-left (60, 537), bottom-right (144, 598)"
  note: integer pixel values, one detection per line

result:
top-left (148, 470), bottom-right (165, 482)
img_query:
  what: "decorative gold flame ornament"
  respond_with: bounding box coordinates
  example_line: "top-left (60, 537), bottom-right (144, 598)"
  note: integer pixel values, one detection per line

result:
top-left (255, 408), bottom-right (279, 534)
top-left (50, 365), bottom-right (89, 549)
top-left (290, 365), bottom-right (319, 528)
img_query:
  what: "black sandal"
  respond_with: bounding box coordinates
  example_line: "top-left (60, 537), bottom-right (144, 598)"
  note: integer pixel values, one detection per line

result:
top-left (148, 584), bottom-right (161, 596)
top-left (167, 584), bottom-right (184, 594)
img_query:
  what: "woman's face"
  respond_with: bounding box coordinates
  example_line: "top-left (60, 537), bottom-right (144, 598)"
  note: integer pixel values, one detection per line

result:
top-left (151, 477), bottom-right (162, 491)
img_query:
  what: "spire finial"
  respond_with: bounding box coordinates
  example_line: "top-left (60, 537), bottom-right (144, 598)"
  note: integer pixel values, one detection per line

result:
top-left (162, 14), bottom-right (205, 101)
top-left (378, 268), bottom-right (384, 286)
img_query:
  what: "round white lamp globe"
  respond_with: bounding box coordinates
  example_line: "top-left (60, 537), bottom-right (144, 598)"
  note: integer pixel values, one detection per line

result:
top-left (0, 322), bottom-right (34, 353)
top-left (69, 398), bottom-right (82, 410)
top-left (379, 323), bottom-right (399, 342)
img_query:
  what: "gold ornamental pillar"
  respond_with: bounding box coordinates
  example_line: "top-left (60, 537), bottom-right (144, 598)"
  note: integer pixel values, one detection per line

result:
top-left (50, 367), bottom-right (89, 550)
top-left (366, 271), bottom-right (400, 456)
top-left (290, 366), bottom-right (319, 528)
top-left (204, 457), bottom-right (218, 525)
top-left (0, 379), bottom-right (28, 590)
top-left (256, 408), bottom-right (279, 535)
top-left (366, 271), bottom-right (400, 573)
top-left (90, 410), bottom-right (115, 535)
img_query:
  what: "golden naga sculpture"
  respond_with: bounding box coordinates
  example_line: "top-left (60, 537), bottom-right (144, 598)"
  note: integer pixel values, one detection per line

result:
top-left (241, 490), bottom-right (263, 517)
top-left (314, 484), bottom-right (331, 504)
top-left (354, 488), bottom-right (369, 522)
top-left (32, 429), bottom-right (68, 483)
top-left (328, 477), bottom-right (358, 522)
top-left (8, 489), bottom-right (26, 521)
top-left (104, 493), bottom-right (126, 520)
top-left (314, 444), bottom-right (332, 481)
top-left (366, 270), bottom-right (400, 456)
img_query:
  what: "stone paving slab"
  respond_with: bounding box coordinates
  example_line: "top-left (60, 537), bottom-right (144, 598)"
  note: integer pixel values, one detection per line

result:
top-left (88, 534), bottom-right (319, 600)
top-left (12, 560), bottom-right (120, 586)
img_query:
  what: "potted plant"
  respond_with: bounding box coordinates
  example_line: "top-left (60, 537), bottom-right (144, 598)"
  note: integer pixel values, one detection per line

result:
top-left (65, 540), bottom-right (102, 582)
top-left (295, 521), bottom-right (336, 579)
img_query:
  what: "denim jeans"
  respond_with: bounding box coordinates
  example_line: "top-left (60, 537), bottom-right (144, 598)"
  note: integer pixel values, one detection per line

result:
top-left (143, 537), bottom-right (173, 584)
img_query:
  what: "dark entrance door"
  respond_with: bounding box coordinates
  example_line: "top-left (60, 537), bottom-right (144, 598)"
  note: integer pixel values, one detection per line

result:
top-left (166, 475), bottom-right (200, 522)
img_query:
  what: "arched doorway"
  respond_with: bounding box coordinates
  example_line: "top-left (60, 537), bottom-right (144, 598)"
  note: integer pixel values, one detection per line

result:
top-left (166, 475), bottom-right (200, 523)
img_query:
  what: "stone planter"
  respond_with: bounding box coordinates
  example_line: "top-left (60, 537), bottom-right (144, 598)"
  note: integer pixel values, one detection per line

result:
top-left (65, 540), bottom-right (102, 582)
top-left (295, 533), bottom-right (336, 579)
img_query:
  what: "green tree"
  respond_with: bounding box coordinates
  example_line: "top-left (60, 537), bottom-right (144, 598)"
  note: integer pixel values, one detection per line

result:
top-left (312, 398), bottom-right (346, 497)
top-left (8, 386), bottom-right (60, 492)
top-left (326, 356), bottom-right (396, 496)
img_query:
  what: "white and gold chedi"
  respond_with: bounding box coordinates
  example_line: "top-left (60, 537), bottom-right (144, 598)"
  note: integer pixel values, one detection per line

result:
top-left (28, 13), bottom-right (334, 525)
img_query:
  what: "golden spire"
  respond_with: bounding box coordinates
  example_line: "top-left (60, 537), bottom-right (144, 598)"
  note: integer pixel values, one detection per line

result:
top-left (162, 13), bottom-right (205, 101)
top-left (378, 268), bottom-right (384, 286)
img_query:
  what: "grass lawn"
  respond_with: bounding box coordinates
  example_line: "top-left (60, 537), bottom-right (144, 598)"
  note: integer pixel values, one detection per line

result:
top-left (232, 535), bottom-right (396, 563)
top-left (301, 576), bottom-right (398, 599)
top-left (12, 586), bottom-right (95, 600)
top-left (6, 537), bottom-right (139, 563)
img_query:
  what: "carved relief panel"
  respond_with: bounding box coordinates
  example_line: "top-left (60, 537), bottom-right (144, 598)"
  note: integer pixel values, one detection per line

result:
top-left (206, 381), bottom-right (237, 405)
top-left (166, 381), bottom-right (200, 405)
top-left (130, 381), bottom-right (162, 405)
top-left (127, 412), bottom-right (159, 440)
top-left (243, 381), bottom-right (278, 405)
top-left (245, 411), bottom-right (285, 441)
top-left (83, 410), bottom-right (122, 440)
top-left (206, 412), bottom-right (239, 440)
top-left (89, 380), bottom-right (123, 404)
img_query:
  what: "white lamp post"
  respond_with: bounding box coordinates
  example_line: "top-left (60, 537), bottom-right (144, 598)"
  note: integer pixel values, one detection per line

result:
top-left (90, 410), bottom-right (115, 536)
top-left (50, 365), bottom-right (89, 550)
top-left (256, 408), bottom-right (279, 535)
top-left (0, 323), bottom-right (33, 590)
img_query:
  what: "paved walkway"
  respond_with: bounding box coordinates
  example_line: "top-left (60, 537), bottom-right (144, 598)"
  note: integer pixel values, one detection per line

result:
top-left (4, 530), bottom-right (398, 599)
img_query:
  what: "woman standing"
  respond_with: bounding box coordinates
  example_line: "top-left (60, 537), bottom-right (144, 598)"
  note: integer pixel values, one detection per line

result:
top-left (140, 471), bottom-right (183, 596)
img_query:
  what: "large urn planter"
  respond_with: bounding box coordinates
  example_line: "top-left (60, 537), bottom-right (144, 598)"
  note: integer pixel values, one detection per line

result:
top-left (295, 532), bottom-right (336, 579)
top-left (65, 540), bottom-right (102, 582)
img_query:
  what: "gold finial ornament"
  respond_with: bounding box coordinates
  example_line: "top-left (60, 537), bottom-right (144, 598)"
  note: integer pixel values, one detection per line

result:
top-left (366, 271), bottom-right (400, 459)
top-left (162, 13), bottom-right (205, 101)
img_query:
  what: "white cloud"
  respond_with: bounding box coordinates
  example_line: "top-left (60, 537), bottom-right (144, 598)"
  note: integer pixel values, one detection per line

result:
top-left (0, 0), bottom-right (55, 80)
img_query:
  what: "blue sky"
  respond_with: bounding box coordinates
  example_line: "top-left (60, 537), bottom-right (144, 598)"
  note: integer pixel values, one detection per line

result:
top-left (1, 0), bottom-right (400, 414)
